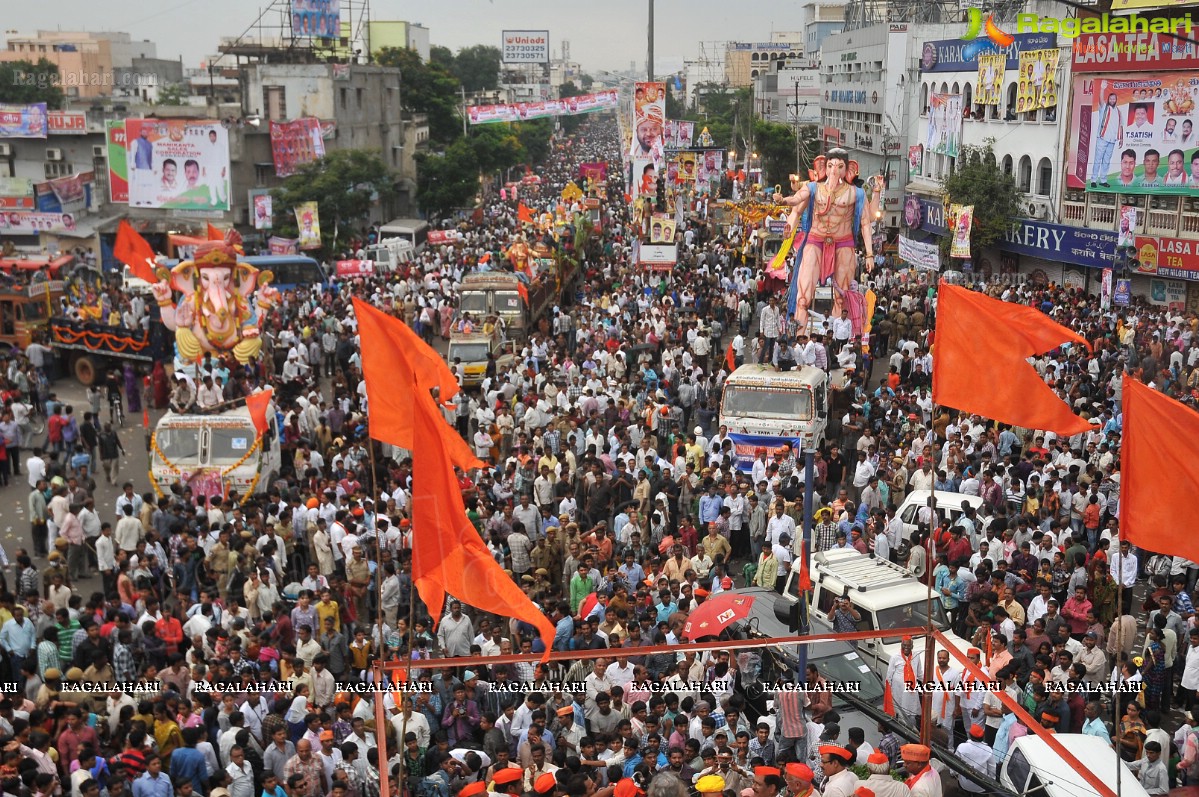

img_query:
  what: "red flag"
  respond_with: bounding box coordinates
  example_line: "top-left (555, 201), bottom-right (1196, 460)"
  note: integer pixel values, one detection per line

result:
top-left (410, 389), bottom-right (556, 659)
top-left (207, 222), bottom-right (224, 240)
top-left (517, 203), bottom-right (534, 224)
top-left (882, 681), bottom-right (895, 716)
top-left (725, 342), bottom-right (736, 372)
top-left (353, 299), bottom-right (480, 470)
top-left (245, 388), bottom-right (273, 437)
top-left (797, 539), bottom-right (812, 592)
top-left (516, 282), bottom-right (529, 305)
top-left (1120, 376), bottom-right (1199, 561)
top-left (932, 282), bottom-right (1094, 436)
top-left (113, 220), bottom-right (158, 283)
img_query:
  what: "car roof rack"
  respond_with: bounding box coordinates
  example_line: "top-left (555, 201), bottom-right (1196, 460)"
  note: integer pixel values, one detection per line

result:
top-left (813, 552), bottom-right (922, 592)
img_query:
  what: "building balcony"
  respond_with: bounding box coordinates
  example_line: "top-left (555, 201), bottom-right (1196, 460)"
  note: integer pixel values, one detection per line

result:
top-left (1062, 191), bottom-right (1199, 241)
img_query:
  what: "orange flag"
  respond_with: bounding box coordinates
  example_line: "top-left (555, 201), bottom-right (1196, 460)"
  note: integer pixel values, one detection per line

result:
top-left (1120, 376), bottom-right (1199, 561)
top-left (517, 203), bottom-right (534, 224)
top-left (353, 298), bottom-right (480, 470)
top-left (882, 681), bottom-right (895, 716)
top-left (207, 222), bottom-right (224, 240)
top-left (410, 389), bottom-right (556, 659)
top-left (797, 538), bottom-right (812, 592)
top-left (725, 342), bottom-right (736, 372)
top-left (516, 282), bottom-right (529, 305)
top-left (246, 387), bottom-right (273, 437)
top-left (932, 282), bottom-right (1094, 436)
top-left (113, 220), bottom-right (158, 283)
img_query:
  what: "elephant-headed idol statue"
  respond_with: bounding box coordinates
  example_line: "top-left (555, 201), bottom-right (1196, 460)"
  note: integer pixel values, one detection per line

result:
top-left (151, 241), bottom-right (280, 365)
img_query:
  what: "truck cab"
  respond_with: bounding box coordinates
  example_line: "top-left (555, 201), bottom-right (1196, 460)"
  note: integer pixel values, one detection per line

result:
top-left (150, 404), bottom-right (280, 504)
top-left (719, 364), bottom-right (828, 471)
top-left (447, 329), bottom-right (516, 389)
top-left (363, 238), bottom-right (415, 274)
top-left (458, 274), bottom-right (527, 338)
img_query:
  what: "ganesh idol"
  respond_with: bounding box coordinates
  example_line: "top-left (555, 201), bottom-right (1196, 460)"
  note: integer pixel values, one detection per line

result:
top-left (150, 241), bottom-right (281, 365)
top-left (779, 147), bottom-right (883, 336)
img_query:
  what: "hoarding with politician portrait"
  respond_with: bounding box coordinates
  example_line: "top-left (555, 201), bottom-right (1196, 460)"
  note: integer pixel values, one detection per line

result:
top-left (291, 0), bottom-right (340, 38)
top-left (630, 82), bottom-right (666, 170)
top-left (270, 118), bottom-right (326, 178)
top-left (926, 94), bottom-right (962, 157)
top-left (106, 119), bottom-right (129, 203)
top-left (125, 119), bottom-right (231, 211)
top-left (976, 54), bottom-right (1005, 106)
top-left (0, 103), bottom-right (47, 138)
top-left (1015, 49), bottom-right (1060, 113)
top-left (1066, 73), bottom-right (1199, 196)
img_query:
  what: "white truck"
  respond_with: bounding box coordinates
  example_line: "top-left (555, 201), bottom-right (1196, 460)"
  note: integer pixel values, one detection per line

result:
top-left (363, 238), bottom-right (416, 273)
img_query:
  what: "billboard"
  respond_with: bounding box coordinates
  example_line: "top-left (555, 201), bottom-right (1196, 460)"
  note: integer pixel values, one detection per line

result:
top-left (926, 94), bottom-right (963, 157)
top-left (949, 204), bottom-right (974, 258)
top-left (270, 118), bottom-right (326, 178)
top-left (899, 235), bottom-right (940, 270)
top-left (0, 103), bottom-right (47, 138)
top-left (106, 120), bottom-right (129, 203)
top-left (976, 54), bottom-right (1005, 106)
top-left (0, 212), bottom-right (77, 233)
top-left (291, 0), bottom-right (340, 38)
top-left (501, 30), bottom-right (550, 63)
top-left (1066, 73), bottom-right (1199, 196)
top-left (631, 82), bottom-right (666, 198)
top-left (1015, 49), bottom-right (1061, 113)
top-left (1134, 235), bottom-right (1199, 280)
top-left (47, 111), bottom-right (86, 135)
top-left (295, 202), bottom-right (321, 250)
top-left (467, 90), bottom-right (619, 125)
top-left (126, 119), bottom-right (231, 211)
top-left (920, 33), bottom-right (1057, 73)
top-left (1072, 32), bottom-right (1199, 72)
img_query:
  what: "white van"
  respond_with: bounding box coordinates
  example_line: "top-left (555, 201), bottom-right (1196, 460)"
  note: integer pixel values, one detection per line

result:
top-left (378, 218), bottom-right (429, 254)
top-left (999, 735), bottom-right (1149, 797)
top-left (896, 490), bottom-right (984, 555)
top-left (122, 264), bottom-right (155, 295)
top-left (364, 238), bottom-right (415, 273)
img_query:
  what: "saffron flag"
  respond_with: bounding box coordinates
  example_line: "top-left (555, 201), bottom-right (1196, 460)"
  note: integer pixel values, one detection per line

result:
top-left (797, 539), bottom-right (812, 592)
top-left (516, 282), bottom-right (529, 305)
top-left (246, 387), bottom-right (273, 437)
top-left (725, 342), bottom-right (736, 373)
top-left (1120, 376), bottom-right (1199, 562)
top-left (410, 388), bottom-right (556, 660)
top-left (883, 681), bottom-right (895, 716)
top-left (207, 222), bottom-right (224, 240)
top-left (353, 298), bottom-right (481, 470)
top-left (932, 282), bottom-right (1094, 436)
top-left (113, 220), bottom-right (158, 283)
top-left (517, 203), bottom-right (534, 224)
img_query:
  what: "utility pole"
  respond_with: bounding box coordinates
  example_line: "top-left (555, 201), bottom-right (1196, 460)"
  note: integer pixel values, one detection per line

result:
top-left (647, 0), bottom-right (655, 82)
top-left (460, 84), bottom-right (467, 136)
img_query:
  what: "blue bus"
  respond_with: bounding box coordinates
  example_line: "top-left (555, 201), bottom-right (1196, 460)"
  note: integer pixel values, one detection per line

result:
top-left (245, 255), bottom-right (327, 291)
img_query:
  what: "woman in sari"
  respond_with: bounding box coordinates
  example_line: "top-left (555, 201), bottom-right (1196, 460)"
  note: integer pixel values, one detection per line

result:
top-left (1142, 627), bottom-right (1167, 710)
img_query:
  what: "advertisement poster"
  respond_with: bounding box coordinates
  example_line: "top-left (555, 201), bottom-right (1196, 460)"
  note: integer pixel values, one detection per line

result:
top-left (0, 212), bottom-right (76, 233)
top-left (638, 243), bottom-right (677, 270)
top-left (649, 216), bottom-right (676, 243)
top-left (291, 0), bottom-right (340, 38)
top-left (294, 202), bottom-right (321, 250)
top-left (0, 177), bottom-right (33, 211)
top-left (976, 54), bottom-right (1005, 106)
top-left (1016, 49), bottom-right (1060, 113)
top-left (253, 194), bottom-right (273, 230)
top-left (1150, 277), bottom-right (1187, 311)
top-left (949, 204), bottom-right (974, 258)
top-left (335, 260), bottom-right (374, 278)
top-left (105, 120), bottom-right (129, 203)
top-left (1114, 278), bottom-right (1132, 305)
top-left (908, 145), bottom-right (924, 173)
top-left (0, 103), bottom-right (47, 138)
top-left (1068, 73), bottom-right (1199, 195)
top-left (49, 174), bottom-right (86, 206)
top-left (630, 82), bottom-right (666, 183)
top-left (47, 111), bottom-right (86, 134)
top-left (270, 118), bottom-right (326, 178)
top-left (1134, 235), bottom-right (1199, 281)
top-left (125, 119), bottom-right (231, 211)
top-left (1118, 205), bottom-right (1137, 249)
top-left (899, 235), bottom-right (941, 270)
top-left (269, 236), bottom-right (299, 255)
top-left (926, 94), bottom-right (962, 157)
top-left (501, 30), bottom-right (550, 64)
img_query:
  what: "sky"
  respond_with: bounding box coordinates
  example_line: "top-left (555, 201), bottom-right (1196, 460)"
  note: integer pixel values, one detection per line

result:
top-left (4, 0), bottom-right (810, 76)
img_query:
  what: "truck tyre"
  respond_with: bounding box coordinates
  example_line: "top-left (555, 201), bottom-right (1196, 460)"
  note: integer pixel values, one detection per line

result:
top-left (73, 354), bottom-right (98, 386)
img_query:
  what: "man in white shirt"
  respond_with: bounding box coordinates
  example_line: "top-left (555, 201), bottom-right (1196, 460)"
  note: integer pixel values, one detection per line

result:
top-left (955, 725), bottom-right (994, 793)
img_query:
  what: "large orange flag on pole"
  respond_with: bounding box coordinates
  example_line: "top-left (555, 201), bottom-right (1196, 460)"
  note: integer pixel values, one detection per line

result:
top-left (353, 298), bottom-right (482, 470)
top-left (410, 388), bottom-right (556, 659)
top-left (113, 220), bottom-right (158, 283)
top-left (1120, 376), bottom-right (1199, 561)
top-left (246, 387), bottom-right (274, 437)
top-left (932, 282), bottom-right (1094, 436)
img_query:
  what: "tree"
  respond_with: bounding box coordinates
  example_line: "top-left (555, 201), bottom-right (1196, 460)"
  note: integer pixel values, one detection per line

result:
top-left (452, 45), bottom-right (501, 93)
top-left (155, 84), bottom-right (189, 106)
top-left (579, 73), bottom-right (594, 90)
top-left (376, 46), bottom-right (462, 146)
top-left (469, 124), bottom-right (524, 174)
top-left (416, 138), bottom-right (478, 219)
top-left (429, 45), bottom-right (455, 69)
top-left (941, 141), bottom-right (1021, 261)
top-left (0, 59), bottom-right (65, 108)
top-left (513, 118), bottom-right (554, 165)
top-left (271, 149), bottom-right (396, 253)
top-left (752, 120), bottom-right (800, 189)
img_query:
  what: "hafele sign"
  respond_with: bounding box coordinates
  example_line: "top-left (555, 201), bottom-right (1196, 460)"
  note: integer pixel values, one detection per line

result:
top-left (999, 218), bottom-right (1117, 268)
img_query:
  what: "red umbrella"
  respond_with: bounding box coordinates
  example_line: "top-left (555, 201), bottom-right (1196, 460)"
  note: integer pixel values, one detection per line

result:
top-left (682, 593), bottom-right (756, 639)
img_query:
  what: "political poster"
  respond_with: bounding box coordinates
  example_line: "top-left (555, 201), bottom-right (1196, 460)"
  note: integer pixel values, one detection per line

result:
top-left (1118, 205), bottom-right (1137, 249)
top-left (294, 202), bottom-right (321, 250)
top-left (270, 118), bottom-right (326, 178)
top-left (253, 194), bottom-right (273, 230)
top-left (908, 145), bottom-right (923, 173)
top-left (649, 216), bottom-right (676, 243)
top-left (125, 119), bottom-right (230, 211)
top-left (1068, 73), bottom-right (1199, 196)
top-left (899, 235), bottom-right (940, 270)
top-left (926, 94), bottom-right (962, 157)
top-left (1016, 49), bottom-right (1060, 113)
top-left (630, 82), bottom-right (666, 169)
top-left (0, 103), bottom-right (47, 138)
top-left (676, 152), bottom-right (699, 184)
top-left (976, 54), bottom-right (1005, 106)
top-left (949, 204), bottom-right (974, 259)
top-left (633, 158), bottom-right (658, 200)
top-left (677, 121), bottom-right (695, 149)
top-left (49, 174), bottom-right (86, 206)
top-left (0, 212), bottom-right (76, 233)
top-left (697, 150), bottom-right (724, 186)
top-left (106, 120), bottom-right (129, 203)
top-left (291, 0), bottom-right (340, 38)
top-left (335, 260), bottom-right (374, 278)
top-left (467, 91), bottom-right (618, 125)
top-left (269, 236), bottom-right (298, 255)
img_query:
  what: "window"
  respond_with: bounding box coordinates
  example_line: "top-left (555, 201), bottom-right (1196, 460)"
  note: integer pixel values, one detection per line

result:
top-left (921, 83), bottom-right (929, 116)
top-left (356, 87), bottom-right (364, 107)
top-left (1006, 84), bottom-right (1017, 118)
top-left (44, 162), bottom-right (74, 179)
top-left (1037, 158), bottom-right (1052, 196)
top-left (963, 83), bottom-right (973, 112)
top-left (1018, 155), bottom-right (1033, 193)
top-left (340, 87), bottom-right (347, 109)
top-left (264, 86), bottom-right (286, 121)
top-left (751, 53), bottom-right (760, 61)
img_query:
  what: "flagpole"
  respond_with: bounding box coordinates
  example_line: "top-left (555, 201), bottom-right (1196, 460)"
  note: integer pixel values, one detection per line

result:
top-left (367, 432), bottom-right (391, 781)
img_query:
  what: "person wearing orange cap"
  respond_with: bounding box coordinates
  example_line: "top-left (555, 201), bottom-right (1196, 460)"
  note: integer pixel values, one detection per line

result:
top-left (954, 724), bottom-right (994, 794)
top-left (818, 745), bottom-right (859, 797)
top-left (532, 772), bottom-right (558, 796)
top-left (460, 782), bottom-right (489, 797)
top-left (900, 745), bottom-right (940, 797)
top-left (783, 763), bottom-right (817, 797)
top-left (493, 766), bottom-right (524, 795)
top-left (613, 778), bottom-right (644, 797)
top-left (862, 752), bottom-right (908, 797)
top-left (750, 767), bottom-right (783, 797)
top-left (959, 648), bottom-right (986, 737)
top-left (885, 637), bottom-right (923, 726)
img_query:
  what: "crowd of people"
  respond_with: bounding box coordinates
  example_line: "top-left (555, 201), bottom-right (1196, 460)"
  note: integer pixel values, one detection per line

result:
top-left (0, 114), bottom-right (1193, 797)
